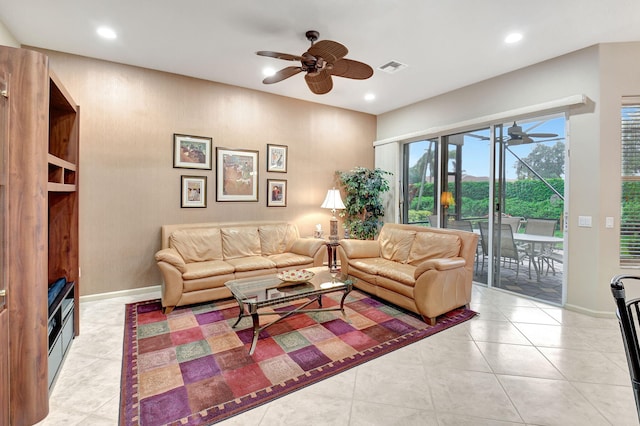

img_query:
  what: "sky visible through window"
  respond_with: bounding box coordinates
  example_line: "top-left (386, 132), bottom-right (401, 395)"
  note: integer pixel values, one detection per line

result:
top-left (409, 116), bottom-right (565, 180)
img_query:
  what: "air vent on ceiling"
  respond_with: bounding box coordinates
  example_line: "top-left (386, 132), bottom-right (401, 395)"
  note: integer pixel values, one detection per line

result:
top-left (377, 60), bottom-right (408, 74)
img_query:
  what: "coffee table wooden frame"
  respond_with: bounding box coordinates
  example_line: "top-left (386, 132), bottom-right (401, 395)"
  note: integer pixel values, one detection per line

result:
top-left (225, 267), bottom-right (353, 355)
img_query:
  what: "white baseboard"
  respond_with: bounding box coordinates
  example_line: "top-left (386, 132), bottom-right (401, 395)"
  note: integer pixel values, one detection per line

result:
top-left (563, 303), bottom-right (616, 319)
top-left (79, 284), bottom-right (161, 303)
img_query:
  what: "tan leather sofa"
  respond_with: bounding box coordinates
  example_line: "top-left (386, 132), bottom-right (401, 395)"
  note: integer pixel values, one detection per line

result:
top-left (337, 223), bottom-right (478, 325)
top-left (155, 221), bottom-right (325, 313)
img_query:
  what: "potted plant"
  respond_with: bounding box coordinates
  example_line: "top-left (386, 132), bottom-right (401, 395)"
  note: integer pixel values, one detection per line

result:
top-left (337, 167), bottom-right (392, 240)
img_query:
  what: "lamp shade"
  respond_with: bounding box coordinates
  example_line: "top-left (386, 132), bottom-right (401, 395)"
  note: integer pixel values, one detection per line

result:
top-left (441, 191), bottom-right (455, 207)
top-left (321, 189), bottom-right (345, 211)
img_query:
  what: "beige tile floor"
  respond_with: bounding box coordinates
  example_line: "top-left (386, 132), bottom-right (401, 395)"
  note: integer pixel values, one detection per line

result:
top-left (36, 284), bottom-right (639, 426)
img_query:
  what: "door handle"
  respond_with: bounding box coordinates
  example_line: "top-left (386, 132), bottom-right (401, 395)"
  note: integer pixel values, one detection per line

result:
top-left (0, 289), bottom-right (5, 297)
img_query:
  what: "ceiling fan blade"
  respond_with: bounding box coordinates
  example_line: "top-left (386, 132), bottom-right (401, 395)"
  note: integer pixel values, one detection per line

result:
top-left (528, 132), bottom-right (559, 138)
top-left (330, 58), bottom-right (374, 80)
top-left (263, 66), bottom-right (302, 84)
top-left (256, 51), bottom-right (303, 61)
top-left (305, 69), bottom-right (333, 94)
top-left (308, 40), bottom-right (348, 64)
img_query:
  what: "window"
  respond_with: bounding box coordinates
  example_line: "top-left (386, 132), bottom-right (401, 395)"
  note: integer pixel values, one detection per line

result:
top-left (620, 100), bottom-right (640, 265)
top-left (403, 139), bottom-right (438, 225)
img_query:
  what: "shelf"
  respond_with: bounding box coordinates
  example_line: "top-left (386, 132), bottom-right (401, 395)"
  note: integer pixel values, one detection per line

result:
top-left (48, 154), bottom-right (76, 170)
top-left (48, 154), bottom-right (76, 191)
top-left (47, 280), bottom-right (74, 320)
top-left (47, 182), bottom-right (76, 192)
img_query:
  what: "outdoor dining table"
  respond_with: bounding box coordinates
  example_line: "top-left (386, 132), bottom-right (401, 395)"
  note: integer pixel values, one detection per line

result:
top-left (512, 233), bottom-right (563, 281)
top-left (472, 229), bottom-right (563, 281)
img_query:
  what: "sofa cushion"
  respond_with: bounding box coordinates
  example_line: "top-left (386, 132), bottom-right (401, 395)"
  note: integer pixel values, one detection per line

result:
top-left (226, 256), bottom-right (276, 272)
top-left (182, 260), bottom-right (234, 280)
top-left (259, 224), bottom-right (297, 255)
top-left (348, 257), bottom-right (393, 276)
top-left (266, 253), bottom-right (314, 268)
top-left (407, 232), bottom-right (461, 266)
top-left (169, 228), bottom-right (223, 263)
top-left (378, 227), bottom-right (416, 263)
top-left (290, 238), bottom-right (324, 257)
top-left (377, 261), bottom-right (417, 287)
top-left (221, 227), bottom-right (262, 259)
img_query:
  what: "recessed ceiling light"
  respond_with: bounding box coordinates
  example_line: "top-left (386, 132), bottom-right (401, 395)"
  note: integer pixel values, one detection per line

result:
top-left (505, 33), bottom-right (523, 44)
top-left (97, 26), bottom-right (117, 40)
top-left (262, 67), bottom-right (276, 77)
top-left (364, 93), bottom-right (375, 101)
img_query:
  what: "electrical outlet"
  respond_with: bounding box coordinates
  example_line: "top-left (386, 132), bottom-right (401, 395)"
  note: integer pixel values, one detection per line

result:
top-left (606, 217), bottom-right (614, 228)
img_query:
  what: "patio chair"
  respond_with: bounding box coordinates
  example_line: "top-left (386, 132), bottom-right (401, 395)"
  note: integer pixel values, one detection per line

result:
top-left (479, 222), bottom-right (528, 280)
top-left (501, 216), bottom-right (523, 233)
top-left (526, 218), bottom-right (561, 274)
top-left (447, 220), bottom-right (480, 270)
top-left (447, 220), bottom-right (473, 232)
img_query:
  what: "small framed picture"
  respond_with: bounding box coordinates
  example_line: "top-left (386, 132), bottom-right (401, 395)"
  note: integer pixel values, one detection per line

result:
top-left (267, 144), bottom-right (287, 173)
top-left (267, 179), bottom-right (287, 207)
top-left (173, 134), bottom-right (212, 170)
top-left (181, 175), bottom-right (207, 208)
top-left (216, 148), bottom-right (259, 202)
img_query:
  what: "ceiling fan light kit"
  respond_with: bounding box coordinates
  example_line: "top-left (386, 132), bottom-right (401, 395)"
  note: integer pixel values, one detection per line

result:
top-left (256, 30), bottom-right (373, 95)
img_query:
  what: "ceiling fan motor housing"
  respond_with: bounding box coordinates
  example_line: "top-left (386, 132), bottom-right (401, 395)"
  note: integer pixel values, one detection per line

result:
top-left (305, 30), bottom-right (319, 44)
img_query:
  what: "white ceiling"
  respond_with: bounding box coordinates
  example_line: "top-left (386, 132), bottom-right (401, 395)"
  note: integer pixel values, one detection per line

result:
top-left (1, 0), bottom-right (640, 115)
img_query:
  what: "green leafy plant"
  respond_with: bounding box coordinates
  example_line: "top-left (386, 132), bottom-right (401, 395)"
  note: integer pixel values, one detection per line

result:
top-left (337, 167), bottom-right (391, 240)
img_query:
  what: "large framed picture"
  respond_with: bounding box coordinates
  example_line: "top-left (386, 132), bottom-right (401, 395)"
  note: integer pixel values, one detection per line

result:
top-left (216, 148), bottom-right (259, 202)
top-left (266, 144), bottom-right (287, 173)
top-left (173, 134), bottom-right (212, 170)
top-left (267, 179), bottom-right (287, 207)
top-left (181, 175), bottom-right (207, 208)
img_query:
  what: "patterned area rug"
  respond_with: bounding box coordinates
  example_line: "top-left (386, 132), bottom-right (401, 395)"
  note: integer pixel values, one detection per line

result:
top-left (119, 290), bottom-right (476, 425)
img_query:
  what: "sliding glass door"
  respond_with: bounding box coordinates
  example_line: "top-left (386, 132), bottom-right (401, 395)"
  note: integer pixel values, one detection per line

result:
top-left (402, 115), bottom-right (566, 305)
top-left (442, 129), bottom-right (492, 284)
top-left (491, 117), bottom-right (566, 304)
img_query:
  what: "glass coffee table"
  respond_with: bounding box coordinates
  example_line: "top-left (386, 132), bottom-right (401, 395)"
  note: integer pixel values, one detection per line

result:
top-left (224, 266), bottom-right (354, 355)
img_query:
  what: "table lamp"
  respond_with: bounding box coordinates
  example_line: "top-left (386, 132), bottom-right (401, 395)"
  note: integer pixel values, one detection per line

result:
top-left (441, 191), bottom-right (455, 209)
top-left (321, 188), bottom-right (345, 242)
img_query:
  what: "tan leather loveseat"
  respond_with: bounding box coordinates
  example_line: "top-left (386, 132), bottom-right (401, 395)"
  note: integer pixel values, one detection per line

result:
top-left (155, 221), bottom-right (325, 313)
top-left (337, 223), bottom-right (478, 324)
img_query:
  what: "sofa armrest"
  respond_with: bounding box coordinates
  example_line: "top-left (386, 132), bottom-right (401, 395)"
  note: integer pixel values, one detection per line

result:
top-left (339, 239), bottom-right (380, 259)
top-left (290, 238), bottom-right (325, 257)
top-left (155, 248), bottom-right (187, 273)
top-left (414, 257), bottom-right (466, 278)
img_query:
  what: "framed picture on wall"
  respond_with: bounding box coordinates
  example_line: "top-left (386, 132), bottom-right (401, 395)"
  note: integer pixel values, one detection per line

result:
top-left (267, 179), bottom-right (287, 207)
top-left (216, 148), bottom-right (259, 201)
top-left (266, 144), bottom-right (287, 173)
top-left (181, 175), bottom-right (207, 208)
top-left (173, 134), bottom-right (212, 170)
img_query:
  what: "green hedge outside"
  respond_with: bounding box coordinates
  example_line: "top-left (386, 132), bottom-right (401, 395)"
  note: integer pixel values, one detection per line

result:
top-left (409, 179), bottom-right (564, 220)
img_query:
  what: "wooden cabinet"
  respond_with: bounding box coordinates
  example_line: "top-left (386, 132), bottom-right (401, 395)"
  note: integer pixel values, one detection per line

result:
top-left (0, 72), bottom-right (9, 426)
top-left (0, 46), bottom-right (79, 425)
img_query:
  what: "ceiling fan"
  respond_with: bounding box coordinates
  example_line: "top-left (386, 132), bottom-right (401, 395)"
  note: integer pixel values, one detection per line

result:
top-left (506, 121), bottom-right (558, 145)
top-left (256, 30), bottom-right (374, 95)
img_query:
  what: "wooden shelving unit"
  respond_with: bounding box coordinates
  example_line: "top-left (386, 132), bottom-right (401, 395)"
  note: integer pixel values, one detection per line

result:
top-left (0, 47), bottom-right (80, 425)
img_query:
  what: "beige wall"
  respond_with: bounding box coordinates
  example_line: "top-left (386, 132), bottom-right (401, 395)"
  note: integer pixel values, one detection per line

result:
top-left (377, 43), bottom-right (640, 315)
top-left (31, 48), bottom-right (376, 296)
top-left (0, 21), bottom-right (19, 48)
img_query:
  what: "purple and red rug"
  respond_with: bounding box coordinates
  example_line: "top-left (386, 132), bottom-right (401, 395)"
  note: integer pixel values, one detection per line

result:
top-left (119, 290), bottom-right (476, 425)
